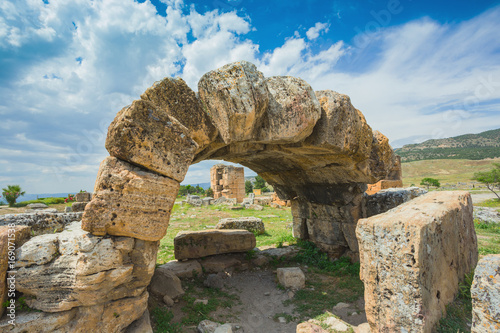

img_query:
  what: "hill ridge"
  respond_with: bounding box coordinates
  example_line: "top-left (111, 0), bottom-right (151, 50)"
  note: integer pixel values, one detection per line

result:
top-left (395, 128), bottom-right (500, 162)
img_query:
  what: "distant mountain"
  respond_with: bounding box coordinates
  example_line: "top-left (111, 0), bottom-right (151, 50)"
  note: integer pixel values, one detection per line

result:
top-left (186, 182), bottom-right (211, 190)
top-left (395, 128), bottom-right (500, 162)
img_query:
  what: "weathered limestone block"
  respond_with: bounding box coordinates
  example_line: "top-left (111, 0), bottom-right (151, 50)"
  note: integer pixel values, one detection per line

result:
top-left (198, 61), bottom-right (269, 143)
top-left (125, 308), bottom-right (153, 333)
top-left (257, 76), bottom-right (321, 143)
top-left (471, 254), bottom-right (500, 332)
top-left (75, 192), bottom-right (91, 202)
top-left (0, 225), bottom-right (31, 317)
top-left (291, 195), bottom-right (363, 257)
top-left (363, 186), bottom-right (428, 218)
top-left (306, 90), bottom-right (373, 160)
top-left (277, 267), bottom-right (305, 289)
top-left (216, 217), bottom-right (265, 235)
top-left (105, 99), bottom-right (198, 182)
top-left (0, 291), bottom-right (149, 333)
top-left (174, 229), bottom-right (256, 260)
top-left (14, 222), bottom-right (158, 313)
top-left (71, 201), bottom-right (88, 212)
top-left (356, 191), bottom-right (478, 333)
top-left (0, 211), bottom-right (83, 235)
top-left (140, 76), bottom-right (217, 150)
top-left (157, 260), bottom-right (202, 278)
top-left (369, 130), bottom-right (399, 181)
top-left (82, 157), bottom-right (178, 241)
top-left (365, 179), bottom-right (403, 195)
top-left (200, 255), bottom-right (241, 273)
top-left (149, 267), bottom-right (185, 300)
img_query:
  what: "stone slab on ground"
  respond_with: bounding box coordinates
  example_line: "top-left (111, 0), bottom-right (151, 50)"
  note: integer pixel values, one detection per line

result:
top-left (471, 254), bottom-right (500, 332)
top-left (356, 191), bottom-right (478, 333)
top-left (200, 255), bottom-right (242, 273)
top-left (158, 260), bottom-right (202, 278)
top-left (216, 217), bottom-right (265, 235)
top-left (174, 229), bottom-right (256, 260)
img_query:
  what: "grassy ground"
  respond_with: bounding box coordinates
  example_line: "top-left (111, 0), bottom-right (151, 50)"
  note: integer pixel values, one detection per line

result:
top-left (157, 203), bottom-right (294, 264)
top-left (402, 158), bottom-right (500, 187)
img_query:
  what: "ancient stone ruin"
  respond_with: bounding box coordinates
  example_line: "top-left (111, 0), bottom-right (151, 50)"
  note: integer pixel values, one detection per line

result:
top-left (0, 61), bottom-right (487, 332)
top-left (210, 164), bottom-right (245, 203)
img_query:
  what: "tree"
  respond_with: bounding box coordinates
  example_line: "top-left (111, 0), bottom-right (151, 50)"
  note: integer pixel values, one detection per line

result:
top-left (2, 185), bottom-right (25, 207)
top-left (420, 178), bottom-right (440, 190)
top-left (473, 164), bottom-right (500, 200)
top-left (206, 187), bottom-right (214, 198)
top-left (245, 180), bottom-right (253, 194)
top-left (254, 176), bottom-right (267, 190)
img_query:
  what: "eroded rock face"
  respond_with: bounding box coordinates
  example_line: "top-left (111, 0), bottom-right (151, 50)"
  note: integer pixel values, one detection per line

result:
top-left (15, 222), bottom-right (158, 313)
top-left (471, 254), bottom-right (500, 332)
top-left (82, 157), bottom-right (178, 241)
top-left (356, 191), bottom-right (478, 333)
top-left (198, 61), bottom-right (269, 144)
top-left (141, 77), bottom-right (218, 151)
top-left (174, 229), bottom-right (256, 260)
top-left (105, 99), bottom-right (198, 182)
top-left (257, 76), bottom-right (321, 143)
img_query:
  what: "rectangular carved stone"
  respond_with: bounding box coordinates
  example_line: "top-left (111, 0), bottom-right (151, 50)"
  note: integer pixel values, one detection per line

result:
top-left (471, 254), bottom-right (500, 332)
top-left (174, 229), bottom-right (256, 260)
top-left (82, 157), bottom-right (179, 241)
top-left (356, 191), bottom-right (478, 333)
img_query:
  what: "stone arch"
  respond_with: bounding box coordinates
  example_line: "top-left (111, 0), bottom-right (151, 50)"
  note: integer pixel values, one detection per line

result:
top-left (1, 61), bottom-right (401, 332)
top-left (82, 61), bottom-right (400, 259)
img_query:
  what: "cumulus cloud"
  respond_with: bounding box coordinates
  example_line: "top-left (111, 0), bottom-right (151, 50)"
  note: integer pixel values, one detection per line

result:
top-left (306, 22), bottom-right (330, 40)
top-left (0, 0), bottom-right (499, 193)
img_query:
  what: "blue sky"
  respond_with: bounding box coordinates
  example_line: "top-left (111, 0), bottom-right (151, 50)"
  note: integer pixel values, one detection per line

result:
top-left (1, 0), bottom-right (500, 194)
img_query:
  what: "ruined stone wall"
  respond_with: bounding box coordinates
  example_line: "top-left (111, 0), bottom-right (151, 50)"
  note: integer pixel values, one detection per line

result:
top-left (210, 164), bottom-right (245, 203)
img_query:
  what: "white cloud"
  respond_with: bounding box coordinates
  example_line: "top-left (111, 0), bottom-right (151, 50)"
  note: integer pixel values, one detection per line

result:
top-left (0, 1), bottom-right (499, 193)
top-left (306, 22), bottom-right (330, 40)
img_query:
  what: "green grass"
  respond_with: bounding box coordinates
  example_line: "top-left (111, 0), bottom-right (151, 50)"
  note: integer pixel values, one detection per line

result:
top-left (157, 204), bottom-right (293, 264)
top-left (402, 158), bottom-right (500, 188)
top-left (436, 272), bottom-right (474, 333)
top-left (475, 198), bottom-right (500, 208)
top-left (151, 307), bottom-right (183, 333)
top-left (13, 197), bottom-right (67, 207)
top-left (474, 219), bottom-right (500, 256)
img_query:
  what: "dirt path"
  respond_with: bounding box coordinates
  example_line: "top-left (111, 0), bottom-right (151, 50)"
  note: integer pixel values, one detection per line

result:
top-left (470, 191), bottom-right (498, 204)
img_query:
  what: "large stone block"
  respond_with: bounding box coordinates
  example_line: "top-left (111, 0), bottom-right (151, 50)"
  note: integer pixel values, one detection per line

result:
top-left (356, 191), bottom-right (478, 333)
top-left (305, 90), bottom-right (372, 160)
top-left (198, 61), bottom-right (269, 143)
top-left (105, 99), bottom-right (198, 182)
top-left (256, 76), bottom-right (321, 144)
top-left (277, 267), bottom-right (305, 290)
top-left (140, 77), bottom-right (217, 151)
top-left (216, 217), bottom-right (265, 235)
top-left (82, 157), bottom-right (178, 241)
top-left (471, 254), bottom-right (500, 332)
top-left (174, 229), bottom-right (256, 260)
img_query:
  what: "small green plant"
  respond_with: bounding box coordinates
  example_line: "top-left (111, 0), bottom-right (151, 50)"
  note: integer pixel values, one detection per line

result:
top-left (245, 249), bottom-right (257, 260)
top-left (273, 312), bottom-right (295, 323)
top-left (436, 272), bottom-right (474, 332)
top-left (151, 307), bottom-right (182, 333)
